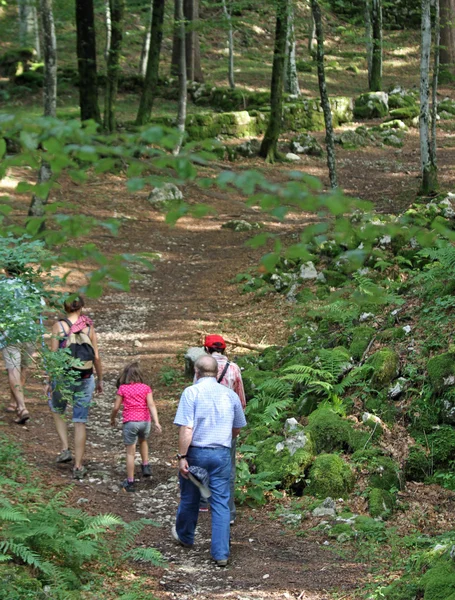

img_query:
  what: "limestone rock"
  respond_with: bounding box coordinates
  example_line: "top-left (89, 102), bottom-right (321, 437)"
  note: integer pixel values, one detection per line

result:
top-left (354, 92), bottom-right (389, 119)
top-left (312, 497), bottom-right (337, 518)
top-left (221, 219), bottom-right (261, 232)
top-left (235, 138), bottom-right (260, 157)
top-left (286, 152), bottom-right (301, 161)
top-left (290, 133), bottom-right (323, 156)
top-left (184, 347), bottom-right (206, 378)
top-left (148, 183), bottom-right (183, 208)
top-left (300, 261), bottom-right (318, 279)
top-left (388, 378), bottom-right (407, 399)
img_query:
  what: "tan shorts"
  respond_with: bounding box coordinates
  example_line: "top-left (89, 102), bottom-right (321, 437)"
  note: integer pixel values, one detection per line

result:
top-left (2, 344), bottom-right (34, 370)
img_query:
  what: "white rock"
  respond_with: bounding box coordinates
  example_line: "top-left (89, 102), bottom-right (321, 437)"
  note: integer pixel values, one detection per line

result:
top-left (312, 497), bottom-right (337, 518)
top-left (402, 325), bottom-right (412, 334)
top-left (286, 152), bottom-right (301, 161)
top-left (300, 261), bottom-right (318, 279)
top-left (360, 312), bottom-right (374, 322)
top-left (284, 417), bottom-right (299, 432)
top-left (148, 183), bottom-right (183, 207)
top-left (379, 235), bottom-right (392, 246)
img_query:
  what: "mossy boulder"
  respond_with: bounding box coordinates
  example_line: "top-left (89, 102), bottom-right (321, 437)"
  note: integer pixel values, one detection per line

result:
top-left (0, 563), bottom-right (46, 599)
top-left (349, 326), bottom-right (375, 360)
top-left (427, 352), bottom-right (455, 391)
top-left (254, 435), bottom-right (314, 488)
top-left (419, 426), bottom-right (455, 468)
top-left (290, 133), bottom-right (323, 156)
top-left (369, 487), bottom-right (396, 518)
top-left (369, 455), bottom-right (401, 490)
top-left (354, 92), bottom-right (389, 119)
top-left (282, 96), bottom-right (353, 132)
top-left (421, 561), bottom-right (455, 599)
top-left (388, 92), bottom-right (417, 110)
top-left (257, 346), bottom-right (282, 371)
top-left (306, 406), bottom-right (368, 453)
top-left (405, 445), bottom-right (430, 482)
top-left (389, 106), bottom-right (419, 120)
top-left (185, 110), bottom-right (266, 140)
top-left (306, 453), bottom-right (355, 498)
top-left (367, 349), bottom-right (400, 388)
top-left (377, 327), bottom-right (406, 342)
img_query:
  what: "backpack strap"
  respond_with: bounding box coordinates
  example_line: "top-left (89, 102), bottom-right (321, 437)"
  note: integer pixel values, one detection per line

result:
top-left (217, 361), bottom-right (230, 383)
top-left (59, 318), bottom-right (73, 336)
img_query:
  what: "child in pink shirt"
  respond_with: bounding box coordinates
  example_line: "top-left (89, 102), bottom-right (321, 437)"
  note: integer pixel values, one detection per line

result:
top-left (111, 362), bottom-right (162, 492)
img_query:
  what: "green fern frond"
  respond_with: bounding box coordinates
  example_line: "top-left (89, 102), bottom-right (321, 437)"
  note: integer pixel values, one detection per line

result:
top-left (333, 364), bottom-right (374, 395)
top-left (0, 507), bottom-right (29, 523)
top-left (0, 554), bottom-right (12, 562)
top-left (317, 348), bottom-right (351, 379)
top-left (0, 540), bottom-right (52, 575)
top-left (124, 546), bottom-right (167, 567)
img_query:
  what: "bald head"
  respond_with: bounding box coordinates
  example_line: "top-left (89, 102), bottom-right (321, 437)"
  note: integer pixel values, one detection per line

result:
top-left (195, 355), bottom-right (218, 379)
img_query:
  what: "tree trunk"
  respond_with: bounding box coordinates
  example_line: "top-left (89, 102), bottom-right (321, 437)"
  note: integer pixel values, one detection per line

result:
top-left (420, 0), bottom-right (437, 195)
top-left (139, 1), bottom-right (154, 77)
top-left (312, 0), bottom-right (337, 189)
top-left (284, 2), bottom-right (300, 96)
top-left (174, 0), bottom-right (187, 155)
top-left (431, 0), bottom-right (440, 165)
top-left (104, 0), bottom-right (112, 62)
top-left (104, 0), bottom-right (125, 132)
top-left (17, 0), bottom-right (41, 58)
top-left (171, 0), bottom-right (204, 82)
top-left (308, 12), bottom-right (317, 59)
top-left (370, 0), bottom-right (382, 91)
top-left (135, 0), bottom-right (166, 126)
top-left (259, 0), bottom-right (288, 163)
top-left (440, 0), bottom-right (455, 77)
top-left (222, 0), bottom-right (235, 89)
top-left (75, 0), bottom-right (101, 123)
top-left (28, 0), bottom-right (56, 223)
top-left (365, 0), bottom-right (373, 87)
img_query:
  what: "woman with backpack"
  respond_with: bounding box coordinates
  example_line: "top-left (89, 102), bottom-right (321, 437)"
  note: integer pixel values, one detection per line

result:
top-left (46, 295), bottom-right (103, 480)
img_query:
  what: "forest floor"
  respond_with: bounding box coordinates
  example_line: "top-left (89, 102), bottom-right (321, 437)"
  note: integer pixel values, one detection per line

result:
top-left (1, 119), bottom-right (455, 599)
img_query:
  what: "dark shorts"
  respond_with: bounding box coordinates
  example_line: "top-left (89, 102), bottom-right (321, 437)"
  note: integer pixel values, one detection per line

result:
top-left (49, 375), bottom-right (95, 423)
top-left (123, 421), bottom-right (151, 445)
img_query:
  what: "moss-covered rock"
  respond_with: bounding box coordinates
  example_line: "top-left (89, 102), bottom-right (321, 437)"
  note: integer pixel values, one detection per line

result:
top-left (419, 426), bottom-right (455, 468)
top-left (421, 561), bottom-right (455, 599)
top-left (350, 326), bottom-right (375, 360)
top-left (367, 349), bottom-right (400, 388)
top-left (405, 445), bottom-right (431, 482)
top-left (306, 405), bottom-right (368, 453)
top-left (256, 346), bottom-right (282, 371)
top-left (282, 97), bottom-right (353, 132)
top-left (427, 352), bottom-right (455, 391)
top-left (370, 455), bottom-right (401, 490)
top-left (377, 327), bottom-right (406, 342)
top-left (0, 563), bottom-right (46, 599)
top-left (254, 435), bottom-right (314, 488)
top-left (388, 92), bottom-right (417, 110)
top-left (306, 453), bottom-right (355, 498)
top-left (354, 92), bottom-right (389, 119)
top-left (389, 106), bottom-right (419, 120)
top-left (369, 487), bottom-right (396, 518)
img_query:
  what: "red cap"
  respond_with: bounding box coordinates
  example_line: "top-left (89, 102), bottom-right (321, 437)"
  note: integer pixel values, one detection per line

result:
top-left (204, 334), bottom-right (226, 350)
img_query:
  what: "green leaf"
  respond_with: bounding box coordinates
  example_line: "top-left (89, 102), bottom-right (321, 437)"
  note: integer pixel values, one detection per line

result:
top-left (0, 139), bottom-right (5, 160)
top-left (260, 252), bottom-right (279, 273)
top-left (245, 233), bottom-right (272, 248)
top-left (16, 181), bottom-right (32, 194)
top-left (126, 178), bottom-right (145, 192)
top-left (0, 204), bottom-right (12, 216)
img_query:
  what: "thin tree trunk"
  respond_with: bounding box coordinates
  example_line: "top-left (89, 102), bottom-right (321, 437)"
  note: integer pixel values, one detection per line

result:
top-left (365, 0), bottom-right (373, 87)
top-left (308, 12), bottom-right (317, 59)
top-left (171, 0), bottom-right (204, 82)
top-left (370, 0), bottom-right (382, 91)
top-left (104, 0), bottom-right (112, 62)
top-left (259, 0), bottom-right (288, 163)
top-left (29, 0), bottom-right (56, 222)
top-left (17, 0), bottom-right (41, 58)
top-left (312, 0), bottom-right (337, 189)
top-left (222, 0), bottom-right (235, 89)
top-left (135, 0), bottom-right (166, 126)
top-left (431, 0), bottom-right (440, 166)
top-left (174, 0), bottom-right (187, 155)
top-left (75, 0), bottom-right (101, 123)
top-left (104, 0), bottom-right (125, 132)
top-left (440, 0), bottom-right (455, 77)
top-left (139, 1), bottom-right (154, 77)
top-left (420, 0), bottom-right (437, 195)
top-left (284, 2), bottom-right (299, 96)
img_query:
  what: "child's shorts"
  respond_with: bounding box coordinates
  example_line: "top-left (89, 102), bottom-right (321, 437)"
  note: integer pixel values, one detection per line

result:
top-left (123, 421), bottom-right (151, 445)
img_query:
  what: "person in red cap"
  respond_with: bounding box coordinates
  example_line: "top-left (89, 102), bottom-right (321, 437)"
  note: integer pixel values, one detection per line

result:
top-left (197, 334), bottom-right (246, 524)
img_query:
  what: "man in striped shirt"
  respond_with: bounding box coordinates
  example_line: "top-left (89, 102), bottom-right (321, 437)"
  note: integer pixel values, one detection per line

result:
top-left (198, 335), bottom-right (246, 523)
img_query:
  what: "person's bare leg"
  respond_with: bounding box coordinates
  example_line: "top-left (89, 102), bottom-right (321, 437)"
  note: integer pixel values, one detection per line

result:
top-left (74, 423), bottom-right (87, 469)
top-left (126, 444), bottom-right (136, 480)
top-left (7, 368), bottom-right (26, 413)
top-left (139, 439), bottom-right (149, 465)
top-left (52, 413), bottom-right (69, 451)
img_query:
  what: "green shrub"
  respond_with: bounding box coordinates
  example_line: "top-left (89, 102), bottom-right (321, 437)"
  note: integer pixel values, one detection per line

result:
top-left (419, 426), bottom-right (455, 468)
top-left (369, 487), bottom-right (396, 518)
top-left (421, 561), bottom-right (455, 599)
top-left (0, 564), bottom-right (46, 600)
top-left (242, 369), bottom-right (275, 400)
top-left (306, 453), bottom-right (355, 498)
top-left (369, 455), bottom-right (401, 490)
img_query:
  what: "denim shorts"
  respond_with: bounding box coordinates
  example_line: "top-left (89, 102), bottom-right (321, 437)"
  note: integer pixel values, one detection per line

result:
top-left (123, 421), bottom-right (151, 445)
top-left (49, 375), bottom-right (95, 423)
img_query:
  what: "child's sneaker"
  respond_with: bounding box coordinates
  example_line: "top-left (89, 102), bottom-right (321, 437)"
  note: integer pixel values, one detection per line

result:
top-left (122, 479), bottom-right (136, 493)
top-left (141, 464), bottom-right (152, 477)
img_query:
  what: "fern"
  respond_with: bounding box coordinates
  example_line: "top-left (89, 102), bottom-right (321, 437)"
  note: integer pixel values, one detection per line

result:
top-left (0, 507), bottom-right (29, 523)
top-left (124, 546), bottom-right (167, 567)
top-left (333, 364), bottom-right (374, 395)
top-left (317, 348), bottom-right (351, 379)
top-left (0, 540), bottom-right (53, 575)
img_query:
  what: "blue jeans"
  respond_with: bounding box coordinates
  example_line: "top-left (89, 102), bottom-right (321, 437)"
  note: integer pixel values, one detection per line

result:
top-left (49, 375), bottom-right (95, 423)
top-left (200, 438), bottom-right (237, 521)
top-left (176, 446), bottom-right (231, 561)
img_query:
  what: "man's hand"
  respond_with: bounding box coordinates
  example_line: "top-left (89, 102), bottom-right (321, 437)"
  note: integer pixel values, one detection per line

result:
top-left (44, 383), bottom-right (51, 398)
top-left (179, 458), bottom-right (189, 478)
top-left (96, 379), bottom-right (103, 394)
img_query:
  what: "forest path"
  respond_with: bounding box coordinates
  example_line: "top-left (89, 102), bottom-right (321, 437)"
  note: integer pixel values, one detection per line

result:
top-left (1, 136), bottom-right (429, 598)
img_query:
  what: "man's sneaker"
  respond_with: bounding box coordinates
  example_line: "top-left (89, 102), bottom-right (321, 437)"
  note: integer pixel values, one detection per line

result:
top-left (141, 464), bottom-right (152, 477)
top-left (72, 467), bottom-right (86, 480)
top-left (215, 559), bottom-right (228, 567)
top-left (171, 525), bottom-right (193, 548)
top-left (122, 479), bottom-right (136, 493)
top-left (56, 449), bottom-right (72, 464)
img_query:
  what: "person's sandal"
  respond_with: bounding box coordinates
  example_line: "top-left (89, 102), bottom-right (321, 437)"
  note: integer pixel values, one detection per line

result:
top-left (5, 404), bottom-right (17, 413)
top-left (14, 408), bottom-right (30, 425)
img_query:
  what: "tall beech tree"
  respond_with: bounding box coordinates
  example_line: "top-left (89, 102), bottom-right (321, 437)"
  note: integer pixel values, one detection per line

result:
top-left (139, 1), bottom-right (154, 77)
top-left (259, 0), bottom-right (289, 162)
top-left (431, 0), bottom-right (441, 166)
top-left (75, 0), bottom-right (101, 123)
top-left (284, 1), bottom-right (300, 96)
top-left (17, 0), bottom-right (41, 58)
top-left (171, 0), bottom-right (204, 82)
top-left (369, 0), bottom-right (383, 91)
top-left (440, 0), bottom-right (455, 79)
top-left (28, 0), bottom-right (56, 221)
top-left (174, 0), bottom-right (187, 154)
top-left (222, 0), bottom-right (235, 89)
top-left (136, 0), bottom-right (166, 126)
top-left (104, 0), bottom-right (125, 132)
top-left (420, 0), bottom-right (437, 195)
top-left (311, 0), bottom-right (337, 188)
